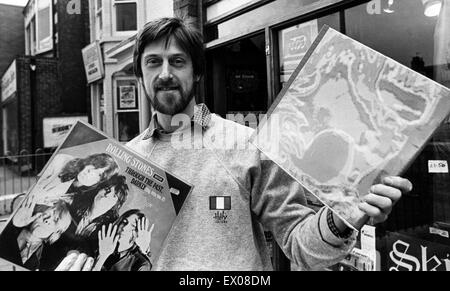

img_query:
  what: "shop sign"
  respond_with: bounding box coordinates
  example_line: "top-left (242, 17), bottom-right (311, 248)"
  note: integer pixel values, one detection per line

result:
top-left (43, 116), bottom-right (89, 148)
top-left (386, 232), bottom-right (450, 271)
top-left (1, 61), bottom-right (17, 102)
top-left (82, 42), bottom-right (105, 83)
top-left (428, 160), bottom-right (449, 173)
top-left (282, 20), bottom-right (318, 63)
top-left (229, 70), bottom-right (259, 94)
top-left (279, 20), bottom-right (318, 82)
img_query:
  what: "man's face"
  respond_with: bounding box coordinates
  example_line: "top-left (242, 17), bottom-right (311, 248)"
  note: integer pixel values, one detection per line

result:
top-left (30, 208), bottom-right (58, 239)
top-left (140, 37), bottom-right (196, 115)
top-left (117, 214), bottom-right (139, 252)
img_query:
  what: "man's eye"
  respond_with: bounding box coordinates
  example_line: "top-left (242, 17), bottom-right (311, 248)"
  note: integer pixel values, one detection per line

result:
top-left (172, 58), bottom-right (185, 66)
top-left (146, 59), bottom-right (160, 66)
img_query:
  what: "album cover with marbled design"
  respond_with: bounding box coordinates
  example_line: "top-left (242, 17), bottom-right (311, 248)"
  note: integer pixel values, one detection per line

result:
top-left (252, 26), bottom-right (450, 229)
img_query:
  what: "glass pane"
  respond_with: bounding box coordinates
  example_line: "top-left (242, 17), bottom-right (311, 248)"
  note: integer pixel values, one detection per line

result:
top-left (118, 112), bottom-right (139, 142)
top-left (37, 0), bottom-right (51, 46)
top-left (278, 13), bottom-right (340, 88)
top-left (226, 34), bottom-right (267, 113)
top-left (116, 2), bottom-right (137, 31)
top-left (344, 0), bottom-right (450, 271)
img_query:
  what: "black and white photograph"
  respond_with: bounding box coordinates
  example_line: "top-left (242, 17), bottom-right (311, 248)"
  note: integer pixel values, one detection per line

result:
top-left (0, 0), bottom-right (450, 278)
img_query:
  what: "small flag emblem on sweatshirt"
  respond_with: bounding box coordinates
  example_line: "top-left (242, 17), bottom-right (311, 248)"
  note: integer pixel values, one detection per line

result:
top-left (210, 196), bottom-right (231, 210)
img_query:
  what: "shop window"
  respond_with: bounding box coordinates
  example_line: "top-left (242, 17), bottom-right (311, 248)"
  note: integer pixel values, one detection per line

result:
top-left (207, 33), bottom-right (268, 116)
top-left (114, 0), bottom-right (137, 32)
top-left (277, 13), bottom-right (340, 89)
top-left (345, 0), bottom-right (450, 232)
top-left (115, 79), bottom-right (140, 142)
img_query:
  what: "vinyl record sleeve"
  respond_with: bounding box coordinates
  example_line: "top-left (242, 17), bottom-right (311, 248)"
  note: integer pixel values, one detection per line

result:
top-left (251, 26), bottom-right (450, 230)
top-left (0, 121), bottom-right (193, 271)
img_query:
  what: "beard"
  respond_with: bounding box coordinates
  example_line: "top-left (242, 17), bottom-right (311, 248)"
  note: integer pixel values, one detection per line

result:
top-left (147, 79), bottom-right (195, 115)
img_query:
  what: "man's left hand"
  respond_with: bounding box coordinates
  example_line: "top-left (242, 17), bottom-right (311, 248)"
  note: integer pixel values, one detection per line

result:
top-left (359, 176), bottom-right (413, 225)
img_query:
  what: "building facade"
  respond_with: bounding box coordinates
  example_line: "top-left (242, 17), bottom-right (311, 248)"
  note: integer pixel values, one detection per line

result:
top-left (197, 0), bottom-right (450, 271)
top-left (0, 4), bottom-right (25, 155)
top-left (0, 4), bottom-right (25, 76)
top-left (87, 0), bottom-right (175, 142)
top-left (1, 0), bottom-right (90, 158)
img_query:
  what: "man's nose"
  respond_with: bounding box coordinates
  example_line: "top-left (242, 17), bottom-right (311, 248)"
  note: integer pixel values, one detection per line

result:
top-left (159, 60), bottom-right (173, 81)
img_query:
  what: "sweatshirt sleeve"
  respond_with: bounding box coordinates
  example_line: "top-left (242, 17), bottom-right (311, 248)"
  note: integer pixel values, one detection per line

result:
top-left (249, 153), bottom-right (357, 271)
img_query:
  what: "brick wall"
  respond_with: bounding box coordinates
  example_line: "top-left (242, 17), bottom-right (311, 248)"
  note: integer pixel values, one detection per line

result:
top-left (55, 0), bottom-right (90, 116)
top-left (0, 4), bottom-right (24, 77)
top-left (14, 57), bottom-right (61, 153)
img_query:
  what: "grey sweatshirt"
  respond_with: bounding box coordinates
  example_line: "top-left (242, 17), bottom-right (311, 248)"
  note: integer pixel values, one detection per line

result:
top-left (126, 110), bottom-right (356, 271)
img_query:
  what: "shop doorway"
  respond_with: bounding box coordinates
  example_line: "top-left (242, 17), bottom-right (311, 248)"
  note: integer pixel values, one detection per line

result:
top-left (206, 33), bottom-right (268, 116)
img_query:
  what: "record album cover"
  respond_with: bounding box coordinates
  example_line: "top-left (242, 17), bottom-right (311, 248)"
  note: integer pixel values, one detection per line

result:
top-left (0, 121), bottom-right (193, 271)
top-left (252, 26), bottom-right (450, 229)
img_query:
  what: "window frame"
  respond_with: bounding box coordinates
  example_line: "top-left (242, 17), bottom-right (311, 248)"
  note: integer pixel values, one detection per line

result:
top-left (112, 0), bottom-right (139, 36)
top-left (113, 76), bottom-right (143, 142)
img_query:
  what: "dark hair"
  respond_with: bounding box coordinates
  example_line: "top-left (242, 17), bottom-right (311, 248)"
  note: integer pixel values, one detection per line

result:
top-left (133, 17), bottom-right (205, 79)
top-left (58, 153), bottom-right (119, 185)
top-left (73, 174), bottom-right (129, 219)
top-left (107, 174), bottom-right (129, 215)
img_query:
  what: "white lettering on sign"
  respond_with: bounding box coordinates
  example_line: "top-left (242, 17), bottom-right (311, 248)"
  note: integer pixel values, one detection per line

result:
top-left (389, 239), bottom-right (450, 271)
top-left (430, 227), bottom-right (450, 239)
top-left (428, 160), bottom-right (449, 173)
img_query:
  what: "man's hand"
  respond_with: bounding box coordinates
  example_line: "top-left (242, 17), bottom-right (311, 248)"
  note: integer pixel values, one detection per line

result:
top-left (359, 176), bottom-right (413, 225)
top-left (55, 252), bottom-right (95, 271)
top-left (333, 176), bottom-right (413, 232)
top-left (135, 217), bottom-right (154, 255)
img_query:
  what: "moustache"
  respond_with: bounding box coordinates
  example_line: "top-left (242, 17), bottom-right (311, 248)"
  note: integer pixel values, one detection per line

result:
top-left (154, 80), bottom-right (180, 91)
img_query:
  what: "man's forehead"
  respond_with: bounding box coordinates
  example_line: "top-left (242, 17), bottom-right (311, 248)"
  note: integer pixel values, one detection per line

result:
top-left (142, 37), bottom-right (188, 56)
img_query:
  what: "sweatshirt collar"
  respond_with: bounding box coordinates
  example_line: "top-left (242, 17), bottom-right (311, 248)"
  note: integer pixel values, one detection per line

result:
top-left (143, 103), bottom-right (211, 140)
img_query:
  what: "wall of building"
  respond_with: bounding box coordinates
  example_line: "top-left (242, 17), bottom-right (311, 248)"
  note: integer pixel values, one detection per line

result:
top-left (15, 57), bottom-right (61, 153)
top-left (55, 0), bottom-right (90, 116)
top-left (0, 4), bottom-right (25, 155)
top-left (0, 4), bottom-right (24, 77)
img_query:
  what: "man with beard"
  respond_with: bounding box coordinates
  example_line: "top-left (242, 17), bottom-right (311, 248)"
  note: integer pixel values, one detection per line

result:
top-left (57, 17), bottom-right (413, 271)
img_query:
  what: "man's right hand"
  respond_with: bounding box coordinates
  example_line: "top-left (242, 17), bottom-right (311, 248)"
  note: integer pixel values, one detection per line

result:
top-left (55, 252), bottom-right (95, 271)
